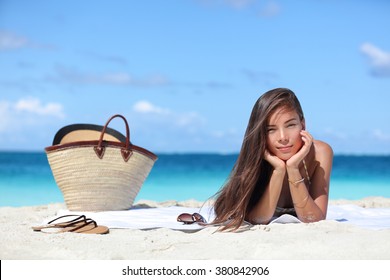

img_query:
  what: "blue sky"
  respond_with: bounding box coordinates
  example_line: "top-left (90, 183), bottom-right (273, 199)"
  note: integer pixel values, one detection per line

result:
top-left (1, 0), bottom-right (390, 154)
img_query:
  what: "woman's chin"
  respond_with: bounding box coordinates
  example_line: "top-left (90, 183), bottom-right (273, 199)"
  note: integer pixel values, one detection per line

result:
top-left (275, 153), bottom-right (293, 161)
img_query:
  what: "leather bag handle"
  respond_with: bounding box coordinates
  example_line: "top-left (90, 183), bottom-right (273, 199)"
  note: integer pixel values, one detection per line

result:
top-left (94, 114), bottom-right (132, 162)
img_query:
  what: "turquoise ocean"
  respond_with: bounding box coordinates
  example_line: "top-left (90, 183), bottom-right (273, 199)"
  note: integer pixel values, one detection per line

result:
top-left (0, 152), bottom-right (389, 207)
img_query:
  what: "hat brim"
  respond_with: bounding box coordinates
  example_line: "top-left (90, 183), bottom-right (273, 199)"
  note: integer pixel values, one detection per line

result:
top-left (52, 124), bottom-right (126, 145)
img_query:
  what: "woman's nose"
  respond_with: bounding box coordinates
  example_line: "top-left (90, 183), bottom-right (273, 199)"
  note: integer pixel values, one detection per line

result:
top-left (278, 129), bottom-right (288, 143)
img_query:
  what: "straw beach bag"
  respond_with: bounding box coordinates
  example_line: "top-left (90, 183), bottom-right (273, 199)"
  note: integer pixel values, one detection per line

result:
top-left (45, 114), bottom-right (158, 211)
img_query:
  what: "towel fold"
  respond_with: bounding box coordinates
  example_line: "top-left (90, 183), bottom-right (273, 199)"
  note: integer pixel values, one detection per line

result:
top-left (52, 204), bottom-right (390, 231)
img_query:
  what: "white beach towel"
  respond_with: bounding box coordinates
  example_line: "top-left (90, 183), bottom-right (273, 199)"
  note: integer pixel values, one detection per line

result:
top-left (52, 204), bottom-right (390, 231)
top-left (56, 206), bottom-right (213, 231)
top-left (327, 204), bottom-right (390, 230)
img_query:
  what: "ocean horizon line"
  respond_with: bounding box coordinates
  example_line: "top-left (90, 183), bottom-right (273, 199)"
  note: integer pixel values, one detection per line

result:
top-left (1, 149), bottom-right (390, 157)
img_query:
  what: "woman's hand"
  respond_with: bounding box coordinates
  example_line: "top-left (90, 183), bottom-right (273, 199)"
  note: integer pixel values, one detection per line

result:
top-left (286, 130), bottom-right (313, 168)
top-left (264, 149), bottom-right (286, 172)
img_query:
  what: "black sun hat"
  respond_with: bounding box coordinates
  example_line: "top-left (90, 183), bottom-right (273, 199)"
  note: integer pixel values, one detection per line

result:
top-left (52, 123), bottom-right (126, 145)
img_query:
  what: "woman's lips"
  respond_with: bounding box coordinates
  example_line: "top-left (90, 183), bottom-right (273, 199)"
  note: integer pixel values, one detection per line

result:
top-left (277, 146), bottom-right (293, 153)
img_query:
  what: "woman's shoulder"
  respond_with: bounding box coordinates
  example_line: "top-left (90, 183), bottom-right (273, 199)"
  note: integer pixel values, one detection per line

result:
top-left (313, 139), bottom-right (333, 160)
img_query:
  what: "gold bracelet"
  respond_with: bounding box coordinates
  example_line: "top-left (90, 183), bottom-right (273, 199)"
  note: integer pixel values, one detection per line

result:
top-left (288, 178), bottom-right (305, 186)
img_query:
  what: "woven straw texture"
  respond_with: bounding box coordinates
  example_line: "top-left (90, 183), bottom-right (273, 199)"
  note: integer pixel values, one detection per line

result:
top-left (46, 145), bottom-right (155, 211)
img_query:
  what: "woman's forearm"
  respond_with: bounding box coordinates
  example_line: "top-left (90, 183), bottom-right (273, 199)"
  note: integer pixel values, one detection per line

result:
top-left (287, 167), bottom-right (325, 222)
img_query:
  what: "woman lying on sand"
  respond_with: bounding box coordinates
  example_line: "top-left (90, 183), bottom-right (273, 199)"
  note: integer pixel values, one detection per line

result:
top-left (213, 88), bottom-right (333, 230)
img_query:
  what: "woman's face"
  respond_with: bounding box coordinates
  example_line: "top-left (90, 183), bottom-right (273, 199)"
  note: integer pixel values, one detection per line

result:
top-left (266, 107), bottom-right (305, 161)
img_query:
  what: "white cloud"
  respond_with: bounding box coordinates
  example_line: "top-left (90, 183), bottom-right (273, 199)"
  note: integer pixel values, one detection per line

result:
top-left (360, 43), bottom-right (390, 77)
top-left (0, 101), bottom-right (12, 132)
top-left (195, 0), bottom-right (281, 17)
top-left (175, 112), bottom-right (205, 128)
top-left (0, 31), bottom-right (28, 50)
top-left (258, 1), bottom-right (281, 17)
top-left (133, 100), bottom-right (206, 129)
top-left (372, 129), bottom-right (390, 141)
top-left (133, 101), bottom-right (170, 114)
top-left (0, 97), bottom-right (65, 144)
top-left (50, 66), bottom-right (169, 87)
top-left (0, 30), bottom-right (56, 51)
top-left (78, 50), bottom-right (128, 66)
top-left (321, 128), bottom-right (348, 141)
top-left (242, 69), bottom-right (279, 84)
top-left (195, 0), bottom-right (253, 9)
top-left (224, 0), bottom-right (255, 9)
top-left (211, 128), bottom-right (239, 138)
top-left (14, 97), bottom-right (65, 119)
top-left (101, 73), bottom-right (132, 84)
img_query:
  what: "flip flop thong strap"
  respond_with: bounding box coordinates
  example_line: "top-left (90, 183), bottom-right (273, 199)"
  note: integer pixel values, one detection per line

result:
top-left (68, 219), bottom-right (97, 233)
top-left (47, 214), bottom-right (87, 226)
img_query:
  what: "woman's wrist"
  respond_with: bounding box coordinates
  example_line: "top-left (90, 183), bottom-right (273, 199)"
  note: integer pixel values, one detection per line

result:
top-left (286, 165), bottom-right (300, 173)
top-left (286, 166), bottom-right (303, 186)
top-left (273, 166), bottom-right (286, 175)
top-left (288, 177), bottom-right (305, 186)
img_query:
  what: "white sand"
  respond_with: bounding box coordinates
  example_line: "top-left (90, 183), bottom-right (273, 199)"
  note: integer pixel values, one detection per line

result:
top-left (1, 197), bottom-right (390, 260)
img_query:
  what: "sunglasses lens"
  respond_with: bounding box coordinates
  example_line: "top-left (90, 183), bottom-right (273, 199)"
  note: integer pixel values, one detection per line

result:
top-left (192, 213), bottom-right (207, 223)
top-left (177, 213), bottom-right (194, 224)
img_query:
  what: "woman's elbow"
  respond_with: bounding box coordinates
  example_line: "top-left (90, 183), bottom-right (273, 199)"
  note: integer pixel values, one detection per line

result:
top-left (298, 211), bottom-right (326, 223)
top-left (247, 214), bottom-right (273, 225)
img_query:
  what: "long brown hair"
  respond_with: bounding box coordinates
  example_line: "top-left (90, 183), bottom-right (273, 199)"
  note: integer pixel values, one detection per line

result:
top-left (213, 88), bottom-right (304, 230)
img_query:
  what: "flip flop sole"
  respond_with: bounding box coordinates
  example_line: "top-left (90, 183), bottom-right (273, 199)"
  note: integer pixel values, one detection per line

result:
top-left (71, 224), bottom-right (109, 234)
